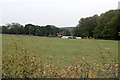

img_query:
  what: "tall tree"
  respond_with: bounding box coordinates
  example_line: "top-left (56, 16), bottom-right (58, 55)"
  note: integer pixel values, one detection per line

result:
top-left (93, 10), bottom-right (119, 39)
top-left (24, 24), bottom-right (35, 35)
top-left (73, 15), bottom-right (99, 38)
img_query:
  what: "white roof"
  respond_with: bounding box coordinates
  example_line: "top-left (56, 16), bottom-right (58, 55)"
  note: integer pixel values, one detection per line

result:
top-left (61, 36), bottom-right (72, 38)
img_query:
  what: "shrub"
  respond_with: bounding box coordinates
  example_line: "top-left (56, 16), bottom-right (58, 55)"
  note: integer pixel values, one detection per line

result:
top-left (2, 47), bottom-right (118, 78)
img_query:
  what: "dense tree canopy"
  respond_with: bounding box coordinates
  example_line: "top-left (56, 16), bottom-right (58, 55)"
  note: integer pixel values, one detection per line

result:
top-left (1, 23), bottom-right (71, 37)
top-left (2, 23), bottom-right (24, 34)
top-left (73, 15), bottom-right (98, 37)
top-left (93, 10), bottom-right (119, 39)
top-left (73, 9), bottom-right (119, 40)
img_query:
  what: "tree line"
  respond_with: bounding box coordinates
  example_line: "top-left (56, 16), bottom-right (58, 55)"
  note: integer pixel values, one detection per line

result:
top-left (2, 23), bottom-right (71, 37)
top-left (1, 9), bottom-right (120, 40)
top-left (73, 9), bottom-right (120, 40)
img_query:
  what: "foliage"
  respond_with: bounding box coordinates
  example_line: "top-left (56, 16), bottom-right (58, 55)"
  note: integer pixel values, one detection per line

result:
top-left (2, 23), bottom-right (24, 34)
top-left (2, 23), bottom-right (70, 37)
top-left (73, 15), bottom-right (98, 38)
top-left (60, 29), bottom-right (71, 36)
top-left (94, 10), bottom-right (119, 40)
top-left (2, 47), bottom-right (118, 78)
top-left (73, 9), bottom-right (120, 40)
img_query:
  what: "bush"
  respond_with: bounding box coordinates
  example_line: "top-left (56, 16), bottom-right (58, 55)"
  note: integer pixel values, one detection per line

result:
top-left (2, 47), bottom-right (118, 78)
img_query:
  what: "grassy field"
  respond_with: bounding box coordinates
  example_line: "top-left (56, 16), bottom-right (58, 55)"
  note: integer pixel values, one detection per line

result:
top-left (2, 34), bottom-right (118, 66)
top-left (0, 34), bottom-right (1, 77)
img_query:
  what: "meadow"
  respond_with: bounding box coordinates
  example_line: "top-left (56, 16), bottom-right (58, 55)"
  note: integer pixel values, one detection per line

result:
top-left (2, 34), bottom-right (118, 64)
top-left (2, 34), bottom-right (119, 78)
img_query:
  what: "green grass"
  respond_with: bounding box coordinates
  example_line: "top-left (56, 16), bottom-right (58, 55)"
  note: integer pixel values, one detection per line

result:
top-left (0, 34), bottom-right (1, 76)
top-left (2, 34), bottom-right (118, 65)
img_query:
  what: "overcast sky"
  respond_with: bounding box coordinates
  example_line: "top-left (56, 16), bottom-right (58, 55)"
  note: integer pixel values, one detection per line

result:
top-left (0, 0), bottom-right (119, 27)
